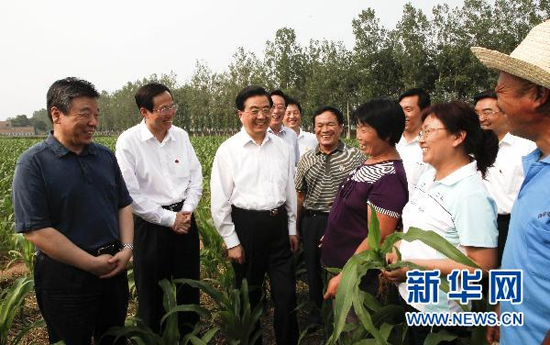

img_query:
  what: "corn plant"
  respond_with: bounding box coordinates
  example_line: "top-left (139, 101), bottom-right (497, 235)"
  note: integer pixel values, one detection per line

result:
top-left (0, 276), bottom-right (44, 344)
top-left (8, 233), bottom-right (36, 273)
top-left (327, 205), bottom-right (484, 345)
top-left (175, 278), bottom-right (263, 345)
top-left (105, 278), bottom-right (213, 345)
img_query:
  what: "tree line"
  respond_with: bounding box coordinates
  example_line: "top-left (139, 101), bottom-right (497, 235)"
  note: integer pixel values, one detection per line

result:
top-left (15, 0), bottom-right (550, 135)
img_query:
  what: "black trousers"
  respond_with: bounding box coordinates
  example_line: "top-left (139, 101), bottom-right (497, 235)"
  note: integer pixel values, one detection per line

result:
top-left (497, 213), bottom-right (511, 267)
top-left (301, 210), bottom-right (328, 312)
top-left (133, 213), bottom-right (200, 336)
top-left (34, 253), bottom-right (129, 345)
top-left (231, 206), bottom-right (299, 345)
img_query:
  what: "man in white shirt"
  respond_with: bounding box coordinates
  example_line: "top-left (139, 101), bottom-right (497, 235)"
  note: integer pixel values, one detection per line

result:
top-left (397, 88), bottom-right (432, 193)
top-left (283, 98), bottom-right (318, 157)
top-left (211, 86), bottom-right (299, 345)
top-left (115, 83), bottom-right (203, 337)
top-left (268, 89), bottom-right (300, 166)
top-left (473, 89), bottom-right (536, 265)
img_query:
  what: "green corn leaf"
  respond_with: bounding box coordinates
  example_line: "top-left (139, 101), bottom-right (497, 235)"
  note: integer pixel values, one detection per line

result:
top-left (174, 278), bottom-right (229, 307)
top-left (160, 304), bottom-right (211, 326)
top-left (367, 204), bottom-right (381, 252)
top-left (379, 322), bottom-right (393, 342)
top-left (385, 228), bottom-right (480, 269)
top-left (371, 305), bottom-right (404, 327)
top-left (352, 291), bottom-right (387, 344)
top-left (200, 326), bottom-right (220, 343)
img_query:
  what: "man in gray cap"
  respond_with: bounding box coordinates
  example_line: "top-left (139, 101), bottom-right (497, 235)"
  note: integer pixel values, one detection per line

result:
top-left (471, 19), bottom-right (550, 345)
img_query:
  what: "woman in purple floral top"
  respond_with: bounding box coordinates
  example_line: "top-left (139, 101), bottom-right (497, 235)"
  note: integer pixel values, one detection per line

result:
top-left (322, 99), bottom-right (409, 299)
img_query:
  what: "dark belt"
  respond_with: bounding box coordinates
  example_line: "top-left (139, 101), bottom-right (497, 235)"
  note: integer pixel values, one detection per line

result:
top-left (231, 204), bottom-right (285, 217)
top-left (303, 209), bottom-right (329, 217)
top-left (497, 214), bottom-right (511, 221)
top-left (162, 200), bottom-right (184, 212)
top-left (85, 241), bottom-right (121, 257)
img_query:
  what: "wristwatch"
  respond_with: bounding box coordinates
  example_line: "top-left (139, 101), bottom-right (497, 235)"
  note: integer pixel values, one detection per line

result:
top-left (121, 243), bottom-right (134, 251)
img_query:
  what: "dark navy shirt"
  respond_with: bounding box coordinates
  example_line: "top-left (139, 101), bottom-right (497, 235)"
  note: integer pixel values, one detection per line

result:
top-left (12, 133), bottom-right (132, 251)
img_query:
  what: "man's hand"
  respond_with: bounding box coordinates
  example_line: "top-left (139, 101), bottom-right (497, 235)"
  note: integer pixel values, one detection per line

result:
top-left (171, 212), bottom-right (191, 234)
top-left (324, 273), bottom-right (342, 300)
top-left (100, 248), bottom-right (133, 279)
top-left (227, 244), bottom-right (245, 264)
top-left (88, 254), bottom-right (117, 276)
top-left (289, 235), bottom-right (299, 252)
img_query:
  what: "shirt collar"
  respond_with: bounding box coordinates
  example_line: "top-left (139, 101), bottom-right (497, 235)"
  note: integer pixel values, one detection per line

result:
top-left (46, 131), bottom-right (95, 157)
top-left (437, 161), bottom-right (479, 186)
top-left (399, 133), bottom-right (421, 145)
top-left (500, 132), bottom-right (516, 146)
top-left (315, 140), bottom-right (344, 155)
top-left (138, 119), bottom-right (175, 143)
top-left (523, 147), bottom-right (550, 170)
top-left (267, 126), bottom-right (289, 136)
top-left (236, 128), bottom-right (270, 147)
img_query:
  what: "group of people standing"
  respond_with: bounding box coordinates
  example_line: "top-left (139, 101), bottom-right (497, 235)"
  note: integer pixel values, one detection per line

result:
top-left (11, 19), bottom-right (550, 345)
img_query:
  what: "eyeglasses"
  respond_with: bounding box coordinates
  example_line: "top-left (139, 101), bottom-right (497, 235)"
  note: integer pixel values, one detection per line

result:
top-left (153, 104), bottom-right (178, 116)
top-left (420, 127), bottom-right (446, 138)
top-left (475, 110), bottom-right (502, 117)
top-left (244, 107), bottom-right (272, 117)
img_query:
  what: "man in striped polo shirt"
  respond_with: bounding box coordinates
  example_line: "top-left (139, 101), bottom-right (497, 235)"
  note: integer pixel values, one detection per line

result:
top-left (295, 105), bottom-right (365, 327)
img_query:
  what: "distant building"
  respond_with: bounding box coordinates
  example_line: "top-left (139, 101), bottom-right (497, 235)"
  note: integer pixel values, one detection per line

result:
top-left (0, 121), bottom-right (35, 136)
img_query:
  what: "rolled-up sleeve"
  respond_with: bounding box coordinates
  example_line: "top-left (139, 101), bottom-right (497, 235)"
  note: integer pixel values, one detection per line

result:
top-left (285, 150), bottom-right (297, 236)
top-left (182, 135), bottom-right (203, 213)
top-left (210, 145), bottom-right (240, 248)
top-left (12, 158), bottom-right (51, 232)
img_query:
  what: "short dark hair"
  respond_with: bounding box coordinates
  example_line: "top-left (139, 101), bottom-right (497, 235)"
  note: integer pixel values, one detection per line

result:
top-left (135, 82), bottom-right (173, 112)
top-left (270, 89), bottom-right (287, 106)
top-left (422, 101), bottom-right (498, 177)
top-left (352, 99), bottom-right (405, 146)
top-left (235, 86), bottom-right (272, 111)
top-left (286, 98), bottom-right (302, 114)
top-left (312, 106), bottom-right (344, 125)
top-left (46, 77), bottom-right (99, 122)
top-left (473, 89), bottom-right (497, 105)
top-left (398, 88), bottom-right (431, 110)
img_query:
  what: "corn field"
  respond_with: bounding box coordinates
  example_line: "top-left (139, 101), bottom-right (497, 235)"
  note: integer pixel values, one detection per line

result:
top-left (0, 136), bottom-right (487, 344)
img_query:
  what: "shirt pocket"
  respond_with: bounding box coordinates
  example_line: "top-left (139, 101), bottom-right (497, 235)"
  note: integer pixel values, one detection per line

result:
top-left (171, 157), bottom-right (191, 182)
top-left (525, 219), bottom-right (550, 281)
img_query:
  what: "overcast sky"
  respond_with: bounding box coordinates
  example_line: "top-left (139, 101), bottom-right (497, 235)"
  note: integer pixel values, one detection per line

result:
top-left (0, 0), bottom-right (463, 121)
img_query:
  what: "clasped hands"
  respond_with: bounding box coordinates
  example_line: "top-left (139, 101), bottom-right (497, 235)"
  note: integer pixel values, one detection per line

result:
top-left (171, 211), bottom-right (192, 234)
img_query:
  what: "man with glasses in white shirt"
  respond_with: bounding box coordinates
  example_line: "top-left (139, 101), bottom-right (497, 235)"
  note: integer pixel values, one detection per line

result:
top-left (473, 89), bottom-right (535, 266)
top-left (115, 82), bottom-right (203, 338)
top-left (211, 85), bottom-right (299, 345)
top-left (269, 89), bottom-right (300, 166)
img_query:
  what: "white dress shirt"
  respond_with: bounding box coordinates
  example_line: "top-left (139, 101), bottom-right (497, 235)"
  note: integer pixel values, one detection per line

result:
top-left (484, 133), bottom-right (536, 214)
top-left (268, 126), bottom-right (300, 166)
top-left (297, 129), bottom-right (318, 157)
top-left (210, 129), bottom-right (297, 248)
top-left (396, 134), bottom-right (430, 193)
top-left (115, 120), bottom-right (203, 227)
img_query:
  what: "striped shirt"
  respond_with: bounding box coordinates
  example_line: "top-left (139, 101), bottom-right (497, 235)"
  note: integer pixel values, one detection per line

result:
top-left (295, 141), bottom-right (365, 212)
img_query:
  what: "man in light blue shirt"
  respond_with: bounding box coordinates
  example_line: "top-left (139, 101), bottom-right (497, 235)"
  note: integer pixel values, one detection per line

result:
top-left (472, 19), bottom-right (550, 344)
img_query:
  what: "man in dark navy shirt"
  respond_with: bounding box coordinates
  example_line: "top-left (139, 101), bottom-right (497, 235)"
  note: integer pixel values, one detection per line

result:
top-left (11, 77), bottom-right (134, 345)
